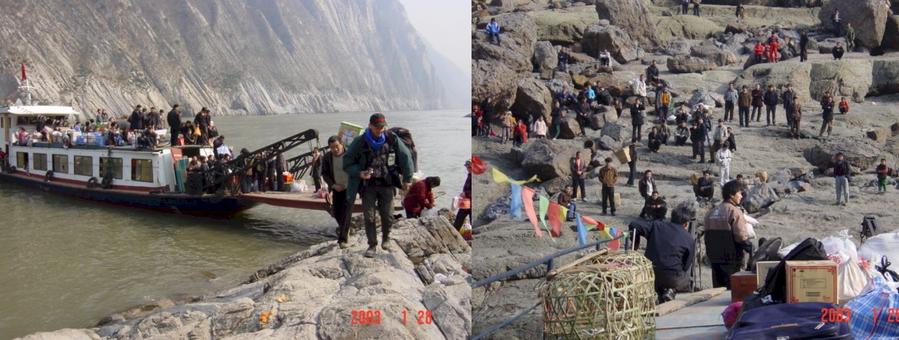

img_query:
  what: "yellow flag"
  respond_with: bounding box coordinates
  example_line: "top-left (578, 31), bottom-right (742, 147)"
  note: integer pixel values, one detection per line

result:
top-left (559, 206), bottom-right (568, 222)
top-left (492, 168), bottom-right (539, 185)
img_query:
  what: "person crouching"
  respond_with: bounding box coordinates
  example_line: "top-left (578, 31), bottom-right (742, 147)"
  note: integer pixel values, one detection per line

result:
top-left (403, 177), bottom-right (440, 218)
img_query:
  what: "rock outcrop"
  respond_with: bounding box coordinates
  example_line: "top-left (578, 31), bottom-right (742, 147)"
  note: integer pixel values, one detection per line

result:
top-left (803, 137), bottom-right (884, 171)
top-left (594, 0), bottom-right (658, 47)
top-left (520, 138), bottom-right (578, 180)
top-left (820, 0), bottom-right (893, 49)
top-left (581, 25), bottom-right (640, 64)
top-left (654, 15), bottom-right (724, 43)
top-left (533, 41), bottom-right (559, 73)
top-left (473, 59), bottom-right (519, 112)
top-left (0, 0), bottom-right (445, 116)
top-left (667, 56), bottom-right (714, 74)
top-left (883, 16), bottom-right (899, 50)
top-left (472, 13), bottom-right (540, 73)
top-left (511, 78), bottom-right (553, 120)
top-left (20, 217), bottom-right (471, 340)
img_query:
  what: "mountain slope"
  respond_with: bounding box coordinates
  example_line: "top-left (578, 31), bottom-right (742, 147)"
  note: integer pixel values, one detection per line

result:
top-left (0, 0), bottom-right (446, 115)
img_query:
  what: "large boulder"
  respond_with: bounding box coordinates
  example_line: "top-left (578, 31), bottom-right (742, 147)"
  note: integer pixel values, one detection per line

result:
top-left (581, 24), bottom-right (640, 64)
top-left (527, 7), bottom-right (599, 44)
top-left (595, 0), bottom-right (658, 47)
top-left (883, 16), bottom-right (899, 50)
top-left (690, 43), bottom-right (738, 67)
top-left (557, 116), bottom-right (579, 139)
top-left (533, 41), bottom-right (558, 73)
top-left (803, 137), bottom-right (884, 171)
top-left (687, 88), bottom-right (717, 108)
top-left (734, 62), bottom-right (814, 101)
top-left (587, 73), bottom-right (628, 97)
top-left (601, 122), bottom-right (624, 142)
top-left (871, 59), bottom-right (899, 95)
top-left (820, 0), bottom-right (892, 49)
top-left (654, 15), bottom-right (723, 43)
top-left (666, 55), bottom-right (713, 74)
top-left (520, 138), bottom-right (578, 180)
top-left (511, 78), bottom-right (553, 120)
top-left (742, 182), bottom-right (780, 214)
top-left (808, 60), bottom-right (873, 103)
top-left (472, 13), bottom-right (539, 73)
top-left (472, 59), bottom-right (519, 112)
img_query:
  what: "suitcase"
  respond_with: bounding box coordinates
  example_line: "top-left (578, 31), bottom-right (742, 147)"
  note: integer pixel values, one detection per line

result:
top-left (727, 302), bottom-right (851, 340)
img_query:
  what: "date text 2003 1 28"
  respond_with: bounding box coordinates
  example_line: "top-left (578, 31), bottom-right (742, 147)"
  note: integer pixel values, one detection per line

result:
top-left (350, 309), bottom-right (434, 326)
top-left (821, 307), bottom-right (899, 323)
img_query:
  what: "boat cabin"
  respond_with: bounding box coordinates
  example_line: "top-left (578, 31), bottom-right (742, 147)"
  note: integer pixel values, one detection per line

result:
top-left (1, 105), bottom-right (213, 193)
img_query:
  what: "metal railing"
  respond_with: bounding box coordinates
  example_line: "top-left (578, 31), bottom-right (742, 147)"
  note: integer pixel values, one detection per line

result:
top-left (470, 233), bottom-right (630, 340)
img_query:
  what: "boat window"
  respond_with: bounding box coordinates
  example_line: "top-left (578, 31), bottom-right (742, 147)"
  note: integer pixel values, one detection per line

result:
top-left (131, 159), bottom-right (153, 183)
top-left (16, 152), bottom-right (27, 170)
top-left (52, 154), bottom-right (68, 173)
top-left (100, 157), bottom-right (123, 179)
top-left (74, 156), bottom-right (93, 177)
top-left (33, 153), bottom-right (47, 171)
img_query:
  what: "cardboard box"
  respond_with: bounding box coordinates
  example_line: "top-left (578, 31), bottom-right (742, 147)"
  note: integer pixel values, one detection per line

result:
top-left (756, 261), bottom-right (780, 287)
top-left (731, 271), bottom-right (757, 303)
top-left (786, 260), bottom-right (838, 304)
top-left (338, 121), bottom-right (364, 146)
top-left (614, 147), bottom-right (631, 164)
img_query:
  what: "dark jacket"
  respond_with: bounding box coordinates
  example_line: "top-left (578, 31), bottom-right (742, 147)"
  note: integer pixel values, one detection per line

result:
top-left (638, 177), bottom-right (656, 198)
top-left (690, 124), bottom-right (706, 142)
top-left (147, 111), bottom-right (161, 129)
top-left (167, 110), bottom-right (181, 132)
top-left (763, 89), bottom-right (779, 106)
top-left (782, 90), bottom-right (795, 110)
top-left (726, 134), bottom-right (736, 151)
top-left (570, 157), bottom-right (586, 178)
top-left (462, 173), bottom-right (471, 199)
top-left (751, 89), bottom-right (764, 107)
top-left (629, 219), bottom-right (695, 273)
top-left (821, 96), bottom-right (835, 119)
top-left (738, 90), bottom-right (752, 108)
top-left (129, 110), bottom-right (145, 130)
top-left (832, 46), bottom-right (845, 59)
top-left (631, 104), bottom-right (645, 126)
top-left (321, 150), bottom-right (339, 187)
top-left (343, 131), bottom-right (414, 203)
top-left (833, 160), bottom-right (851, 178)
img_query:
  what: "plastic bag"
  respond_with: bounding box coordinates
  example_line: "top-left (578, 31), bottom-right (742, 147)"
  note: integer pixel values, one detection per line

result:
top-left (859, 232), bottom-right (899, 268)
top-left (846, 276), bottom-right (899, 338)
top-left (744, 214), bottom-right (758, 239)
top-left (821, 230), bottom-right (869, 301)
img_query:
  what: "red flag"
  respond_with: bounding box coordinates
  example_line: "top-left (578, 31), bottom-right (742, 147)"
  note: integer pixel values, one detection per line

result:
top-left (20, 63), bottom-right (26, 81)
top-left (547, 203), bottom-right (562, 237)
top-left (471, 155), bottom-right (487, 175)
top-left (581, 215), bottom-right (606, 231)
top-left (522, 187), bottom-right (542, 237)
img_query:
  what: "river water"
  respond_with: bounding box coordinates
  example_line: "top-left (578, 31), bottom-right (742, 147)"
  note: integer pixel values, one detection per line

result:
top-left (0, 110), bottom-right (470, 338)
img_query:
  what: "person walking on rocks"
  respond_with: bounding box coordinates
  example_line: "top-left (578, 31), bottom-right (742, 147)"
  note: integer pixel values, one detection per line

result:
top-left (738, 85), bottom-right (752, 127)
top-left (626, 142), bottom-right (638, 186)
top-left (832, 42), bottom-right (845, 60)
top-left (789, 94), bottom-right (802, 139)
top-left (833, 152), bottom-right (851, 206)
top-left (343, 113), bottom-right (414, 258)
top-left (486, 18), bottom-right (501, 45)
top-left (782, 84), bottom-right (795, 127)
top-left (724, 83), bottom-right (738, 122)
top-left (690, 119), bottom-right (707, 163)
top-left (570, 152), bottom-right (587, 202)
top-left (845, 23), bottom-right (856, 52)
top-left (839, 96), bottom-right (850, 115)
top-left (716, 141), bottom-right (734, 186)
top-left (876, 159), bottom-right (892, 193)
top-left (631, 99), bottom-right (646, 141)
top-left (763, 84), bottom-right (779, 126)
top-left (819, 92), bottom-right (835, 137)
top-left (322, 135), bottom-right (352, 249)
top-left (599, 157), bottom-right (618, 216)
top-left (704, 180), bottom-right (752, 289)
top-left (799, 31), bottom-right (809, 62)
top-left (751, 84), bottom-right (764, 123)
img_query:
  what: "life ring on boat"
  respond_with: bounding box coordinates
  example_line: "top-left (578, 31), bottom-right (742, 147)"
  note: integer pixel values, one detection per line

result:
top-left (44, 170), bottom-right (54, 182)
top-left (87, 177), bottom-right (100, 188)
top-left (101, 175), bottom-right (113, 189)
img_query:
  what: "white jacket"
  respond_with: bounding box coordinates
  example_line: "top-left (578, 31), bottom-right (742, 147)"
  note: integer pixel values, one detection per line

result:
top-left (631, 79), bottom-right (647, 97)
top-left (716, 149), bottom-right (733, 167)
top-left (531, 120), bottom-right (547, 136)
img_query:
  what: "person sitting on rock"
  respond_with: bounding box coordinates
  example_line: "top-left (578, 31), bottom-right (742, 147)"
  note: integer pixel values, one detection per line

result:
top-left (627, 201), bottom-right (697, 303)
top-left (486, 18), bottom-right (501, 45)
top-left (832, 42), bottom-right (845, 60)
top-left (599, 49), bottom-right (612, 67)
top-left (646, 60), bottom-right (661, 88)
top-left (675, 122), bottom-right (690, 146)
top-left (754, 42), bottom-right (766, 63)
top-left (839, 96), bottom-right (850, 115)
top-left (640, 191), bottom-right (668, 221)
top-left (695, 170), bottom-right (715, 201)
top-left (675, 104), bottom-right (690, 126)
top-left (648, 127), bottom-right (662, 153)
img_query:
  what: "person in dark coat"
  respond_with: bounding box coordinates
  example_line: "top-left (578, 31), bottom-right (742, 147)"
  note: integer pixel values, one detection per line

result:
top-left (631, 100), bottom-right (646, 141)
top-left (628, 202), bottom-right (697, 303)
top-left (690, 119), bottom-right (707, 163)
top-left (640, 191), bottom-right (668, 221)
top-left (832, 42), bottom-right (845, 60)
top-left (129, 105), bottom-right (145, 130)
top-left (819, 92), bottom-right (835, 137)
top-left (763, 84), bottom-right (779, 126)
top-left (455, 161), bottom-right (473, 230)
top-left (626, 142), bottom-right (638, 186)
top-left (799, 30), bottom-right (809, 62)
top-left (638, 170), bottom-right (656, 199)
top-left (166, 104), bottom-right (182, 146)
top-left (751, 84), bottom-right (764, 123)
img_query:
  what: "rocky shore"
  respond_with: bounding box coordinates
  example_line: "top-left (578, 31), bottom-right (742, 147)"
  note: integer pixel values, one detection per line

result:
top-left (473, 0), bottom-right (899, 338)
top-left (18, 216), bottom-right (471, 340)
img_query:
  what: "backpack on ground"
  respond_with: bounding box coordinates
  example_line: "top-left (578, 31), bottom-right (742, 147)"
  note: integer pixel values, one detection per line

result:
top-left (742, 238), bottom-right (828, 311)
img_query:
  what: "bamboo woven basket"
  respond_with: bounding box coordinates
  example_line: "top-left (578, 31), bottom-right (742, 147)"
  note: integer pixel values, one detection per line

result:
top-left (542, 251), bottom-right (656, 339)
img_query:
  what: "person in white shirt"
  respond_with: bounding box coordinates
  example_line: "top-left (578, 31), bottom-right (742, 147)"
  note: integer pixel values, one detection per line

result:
top-left (599, 49), bottom-right (612, 67)
top-left (716, 141), bottom-right (734, 186)
top-left (631, 74), bottom-right (647, 99)
top-left (531, 115), bottom-right (548, 139)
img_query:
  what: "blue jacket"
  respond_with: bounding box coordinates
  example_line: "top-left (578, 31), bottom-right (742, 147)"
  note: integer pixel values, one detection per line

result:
top-left (486, 22), bottom-right (500, 34)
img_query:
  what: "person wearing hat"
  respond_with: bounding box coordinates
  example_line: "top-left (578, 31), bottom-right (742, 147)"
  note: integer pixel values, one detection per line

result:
top-left (454, 160), bottom-right (473, 230)
top-left (343, 113), bottom-right (414, 257)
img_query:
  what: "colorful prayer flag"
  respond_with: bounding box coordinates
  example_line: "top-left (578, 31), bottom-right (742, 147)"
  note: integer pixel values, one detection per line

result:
top-left (522, 187), bottom-right (542, 237)
top-left (491, 168), bottom-right (539, 185)
top-left (547, 203), bottom-right (562, 237)
top-left (538, 195), bottom-right (553, 237)
top-left (575, 213), bottom-right (588, 246)
top-left (608, 227), bottom-right (621, 251)
top-left (580, 215), bottom-right (606, 231)
top-left (509, 183), bottom-right (523, 220)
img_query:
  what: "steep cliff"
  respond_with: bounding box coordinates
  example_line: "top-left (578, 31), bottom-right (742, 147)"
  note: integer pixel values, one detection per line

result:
top-left (0, 0), bottom-right (446, 116)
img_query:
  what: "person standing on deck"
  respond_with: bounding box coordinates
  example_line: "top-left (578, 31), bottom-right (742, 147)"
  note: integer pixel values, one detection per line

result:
top-left (129, 105), bottom-right (145, 130)
top-left (322, 136), bottom-right (352, 249)
top-left (167, 105), bottom-right (182, 146)
top-left (343, 113), bottom-right (414, 258)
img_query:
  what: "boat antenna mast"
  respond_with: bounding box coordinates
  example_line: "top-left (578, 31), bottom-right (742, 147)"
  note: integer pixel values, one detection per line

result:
top-left (18, 62), bottom-right (33, 105)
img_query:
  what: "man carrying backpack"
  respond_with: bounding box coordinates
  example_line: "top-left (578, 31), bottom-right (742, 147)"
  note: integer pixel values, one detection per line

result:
top-left (343, 113), bottom-right (414, 258)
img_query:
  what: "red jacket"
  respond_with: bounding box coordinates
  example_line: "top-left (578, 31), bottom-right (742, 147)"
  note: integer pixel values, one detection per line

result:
top-left (754, 43), bottom-right (765, 56)
top-left (516, 122), bottom-right (528, 144)
top-left (403, 181), bottom-right (434, 215)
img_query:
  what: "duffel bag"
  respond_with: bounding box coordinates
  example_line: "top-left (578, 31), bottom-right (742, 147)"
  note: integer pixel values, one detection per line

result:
top-left (728, 302), bottom-right (851, 340)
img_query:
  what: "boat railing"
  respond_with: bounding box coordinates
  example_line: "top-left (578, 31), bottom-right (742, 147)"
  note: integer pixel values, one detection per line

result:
top-left (469, 233), bottom-right (629, 340)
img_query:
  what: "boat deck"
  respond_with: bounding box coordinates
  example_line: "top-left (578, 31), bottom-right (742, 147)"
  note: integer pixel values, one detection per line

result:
top-left (239, 191), bottom-right (402, 213)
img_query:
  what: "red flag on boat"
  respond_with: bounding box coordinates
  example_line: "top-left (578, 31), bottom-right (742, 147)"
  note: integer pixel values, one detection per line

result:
top-left (20, 63), bottom-right (26, 81)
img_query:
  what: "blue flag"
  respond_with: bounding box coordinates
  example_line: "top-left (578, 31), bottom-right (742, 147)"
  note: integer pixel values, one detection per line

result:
top-left (509, 183), bottom-right (523, 220)
top-left (575, 213), bottom-right (587, 247)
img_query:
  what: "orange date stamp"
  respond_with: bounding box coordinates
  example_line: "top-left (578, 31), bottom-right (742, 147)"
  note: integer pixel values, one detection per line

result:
top-left (350, 309), bottom-right (433, 326)
top-left (821, 307), bottom-right (899, 324)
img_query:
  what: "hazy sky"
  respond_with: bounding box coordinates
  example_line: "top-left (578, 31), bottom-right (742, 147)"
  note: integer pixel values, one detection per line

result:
top-left (398, 0), bottom-right (470, 73)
